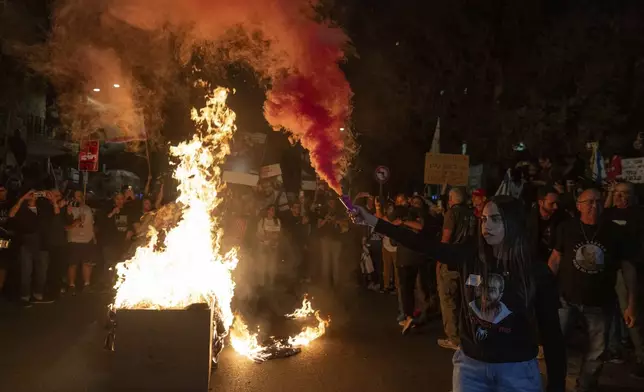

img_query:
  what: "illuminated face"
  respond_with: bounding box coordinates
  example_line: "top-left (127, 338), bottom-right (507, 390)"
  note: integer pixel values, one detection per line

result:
top-left (481, 202), bottom-right (505, 245)
top-left (74, 190), bottom-right (84, 204)
top-left (448, 191), bottom-right (459, 208)
top-left (114, 193), bottom-right (125, 208)
top-left (576, 190), bottom-right (602, 223)
top-left (472, 195), bottom-right (486, 211)
top-left (291, 203), bottom-right (301, 216)
top-left (267, 206), bottom-right (276, 219)
top-left (143, 199), bottom-right (152, 212)
top-left (261, 181), bottom-right (273, 196)
top-left (484, 277), bottom-right (503, 306)
top-left (613, 184), bottom-right (631, 209)
top-left (395, 194), bottom-right (407, 206)
top-left (538, 193), bottom-right (559, 217)
top-left (411, 197), bottom-right (423, 209)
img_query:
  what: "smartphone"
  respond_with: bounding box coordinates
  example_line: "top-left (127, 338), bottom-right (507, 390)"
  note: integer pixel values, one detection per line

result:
top-left (33, 191), bottom-right (46, 198)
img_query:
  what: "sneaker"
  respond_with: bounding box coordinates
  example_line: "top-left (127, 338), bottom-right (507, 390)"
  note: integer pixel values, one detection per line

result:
top-left (397, 313), bottom-right (406, 323)
top-left (401, 317), bottom-right (414, 335)
top-left (20, 299), bottom-right (32, 308)
top-left (32, 297), bottom-right (55, 304)
top-left (437, 338), bottom-right (459, 350)
top-left (606, 352), bottom-right (625, 364)
top-left (631, 363), bottom-right (644, 379)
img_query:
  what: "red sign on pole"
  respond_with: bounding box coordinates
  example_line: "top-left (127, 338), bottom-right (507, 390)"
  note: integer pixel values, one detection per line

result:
top-left (79, 140), bottom-right (100, 172)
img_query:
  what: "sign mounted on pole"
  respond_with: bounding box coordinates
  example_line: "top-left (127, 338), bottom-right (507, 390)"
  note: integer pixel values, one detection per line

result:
top-left (374, 166), bottom-right (390, 184)
top-left (424, 153), bottom-right (469, 186)
top-left (79, 140), bottom-right (100, 172)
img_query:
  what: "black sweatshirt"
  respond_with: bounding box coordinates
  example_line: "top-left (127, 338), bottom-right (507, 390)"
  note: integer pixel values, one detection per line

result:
top-left (375, 219), bottom-right (566, 392)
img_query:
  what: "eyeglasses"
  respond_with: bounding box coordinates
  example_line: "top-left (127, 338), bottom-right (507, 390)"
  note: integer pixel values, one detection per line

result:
top-left (577, 199), bottom-right (602, 205)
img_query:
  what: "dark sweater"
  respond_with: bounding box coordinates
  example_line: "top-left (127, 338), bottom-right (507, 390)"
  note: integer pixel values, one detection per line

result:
top-left (375, 219), bottom-right (566, 392)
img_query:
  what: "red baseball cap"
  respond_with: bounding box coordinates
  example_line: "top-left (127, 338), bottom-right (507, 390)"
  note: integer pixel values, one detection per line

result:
top-left (472, 188), bottom-right (486, 197)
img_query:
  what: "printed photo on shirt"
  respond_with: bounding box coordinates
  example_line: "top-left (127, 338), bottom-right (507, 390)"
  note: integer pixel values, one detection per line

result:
top-left (573, 241), bottom-right (606, 274)
top-left (468, 273), bottom-right (512, 325)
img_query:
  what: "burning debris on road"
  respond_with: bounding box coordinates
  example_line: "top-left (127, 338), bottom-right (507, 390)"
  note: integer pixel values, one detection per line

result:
top-left (104, 87), bottom-right (330, 391)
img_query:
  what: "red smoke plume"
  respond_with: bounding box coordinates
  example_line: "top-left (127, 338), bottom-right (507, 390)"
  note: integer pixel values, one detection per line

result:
top-left (76, 0), bottom-right (353, 193)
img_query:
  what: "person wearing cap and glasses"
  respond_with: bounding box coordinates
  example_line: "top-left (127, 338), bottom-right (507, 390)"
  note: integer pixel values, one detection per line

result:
top-left (471, 189), bottom-right (487, 219)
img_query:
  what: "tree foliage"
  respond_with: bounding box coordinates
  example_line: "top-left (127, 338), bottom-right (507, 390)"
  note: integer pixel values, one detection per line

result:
top-left (320, 0), bottom-right (644, 189)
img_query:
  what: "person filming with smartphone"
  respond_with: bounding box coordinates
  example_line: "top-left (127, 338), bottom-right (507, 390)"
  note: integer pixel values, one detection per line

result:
top-left (9, 189), bottom-right (61, 307)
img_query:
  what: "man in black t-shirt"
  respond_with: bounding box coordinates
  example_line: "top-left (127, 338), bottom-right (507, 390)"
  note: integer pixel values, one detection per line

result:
top-left (602, 181), bottom-right (644, 377)
top-left (549, 188), bottom-right (638, 391)
top-left (100, 193), bottom-right (133, 287)
top-left (395, 199), bottom-right (434, 335)
top-left (437, 187), bottom-right (475, 349)
top-left (527, 187), bottom-right (567, 263)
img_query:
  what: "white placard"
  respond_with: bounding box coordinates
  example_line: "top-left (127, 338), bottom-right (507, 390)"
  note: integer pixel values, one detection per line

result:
top-left (260, 164), bottom-right (282, 179)
top-left (223, 171), bottom-right (259, 187)
top-left (619, 158), bottom-right (644, 184)
top-left (301, 180), bottom-right (317, 191)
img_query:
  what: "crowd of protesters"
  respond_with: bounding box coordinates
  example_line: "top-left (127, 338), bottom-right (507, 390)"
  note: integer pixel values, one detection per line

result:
top-left (350, 158), bottom-right (644, 392)
top-left (200, 159), bottom-right (644, 391)
top-left (2, 153), bottom-right (643, 392)
top-left (0, 173), bottom-right (164, 308)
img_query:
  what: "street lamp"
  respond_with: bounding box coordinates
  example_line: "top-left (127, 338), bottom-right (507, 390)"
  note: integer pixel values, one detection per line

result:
top-left (93, 88), bottom-right (101, 92)
top-left (113, 84), bottom-right (120, 88)
top-left (339, 127), bottom-right (345, 132)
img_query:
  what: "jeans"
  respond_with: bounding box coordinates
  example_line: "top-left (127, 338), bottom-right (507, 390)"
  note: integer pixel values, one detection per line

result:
top-left (613, 269), bottom-right (644, 363)
top-left (320, 237), bottom-right (342, 286)
top-left (438, 263), bottom-right (461, 344)
top-left (452, 349), bottom-right (542, 392)
top-left (46, 245), bottom-right (67, 298)
top-left (559, 299), bottom-right (610, 392)
top-left (20, 243), bottom-right (49, 300)
top-left (367, 240), bottom-right (382, 286)
top-left (398, 263), bottom-right (433, 318)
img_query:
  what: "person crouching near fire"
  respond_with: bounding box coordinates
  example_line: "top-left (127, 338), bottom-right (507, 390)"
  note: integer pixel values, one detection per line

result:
top-left (352, 195), bottom-right (565, 392)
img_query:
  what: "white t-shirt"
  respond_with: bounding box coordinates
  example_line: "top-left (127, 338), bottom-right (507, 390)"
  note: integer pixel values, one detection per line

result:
top-left (383, 236), bottom-right (397, 253)
top-left (257, 217), bottom-right (281, 246)
top-left (67, 205), bottom-right (94, 244)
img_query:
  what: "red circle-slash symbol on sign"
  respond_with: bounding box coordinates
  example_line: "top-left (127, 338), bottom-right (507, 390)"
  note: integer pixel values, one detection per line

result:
top-left (374, 166), bottom-right (390, 184)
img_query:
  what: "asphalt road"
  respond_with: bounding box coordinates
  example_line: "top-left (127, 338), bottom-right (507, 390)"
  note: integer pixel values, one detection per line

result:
top-left (0, 287), bottom-right (640, 392)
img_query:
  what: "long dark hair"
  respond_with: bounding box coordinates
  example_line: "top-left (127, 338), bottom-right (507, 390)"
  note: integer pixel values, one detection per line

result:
top-left (477, 195), bottom-right (535, 310)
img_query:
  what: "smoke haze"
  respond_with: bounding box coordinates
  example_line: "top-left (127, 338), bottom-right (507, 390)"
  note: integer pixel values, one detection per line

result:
top-left (44, 0), bottom-right (353, 192)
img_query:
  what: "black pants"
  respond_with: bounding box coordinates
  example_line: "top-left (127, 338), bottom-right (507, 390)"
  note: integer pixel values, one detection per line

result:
top-left (399, 263), bottom-right (433, 318)
top-left (46, 245), bottom-right (67, 298)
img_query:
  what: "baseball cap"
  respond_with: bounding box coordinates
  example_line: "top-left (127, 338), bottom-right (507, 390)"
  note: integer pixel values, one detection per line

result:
top-left (472, 188), bottom-right (486, 197)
